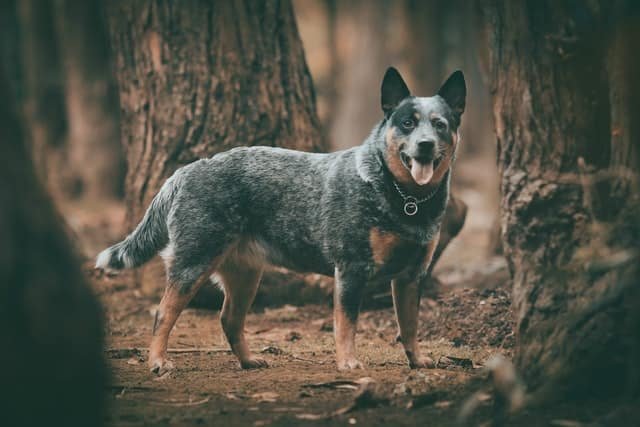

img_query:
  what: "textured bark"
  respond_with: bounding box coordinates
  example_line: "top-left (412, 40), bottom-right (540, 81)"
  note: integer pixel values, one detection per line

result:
top-left (55, 0), bottom-right (124, 200)
top-left (0, 63), bottom-right (106, 426)
top-left (485, 0), bottom-right (640, 399)
top-left (106, 0), bottom-right (325, 292)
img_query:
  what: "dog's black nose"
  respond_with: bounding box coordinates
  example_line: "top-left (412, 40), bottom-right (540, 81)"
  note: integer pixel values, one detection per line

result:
top-left (417, 139), bottom-right (436, 151)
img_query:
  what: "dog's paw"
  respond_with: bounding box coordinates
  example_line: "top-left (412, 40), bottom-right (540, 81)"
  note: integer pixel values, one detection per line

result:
top-left (337, 358), bottom-right (364, 370)
top-left (240, 357), bottom-right (269, 370)
top-left (409, 356), bottom-right (435, 369)
top-left (149, 357), bottom-right (175, 375)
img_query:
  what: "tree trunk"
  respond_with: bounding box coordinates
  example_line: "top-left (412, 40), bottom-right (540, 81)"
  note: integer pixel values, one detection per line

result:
top-left (54, 0), bottom-right (125, 200)
top-left (485, 0), bottom-right (640, 399)
top-left (404, 0), bottom-right (494, 157)
top-left (330, 0), bottom-right (393, 149)
top-left (106, 0), bottom-right (325, 293)
top-left (17, 0), bottom-right (69, 197)
top-left (0, 57), bottom-right (106, 427)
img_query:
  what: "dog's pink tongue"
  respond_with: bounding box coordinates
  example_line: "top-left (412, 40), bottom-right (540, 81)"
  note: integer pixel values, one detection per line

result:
top-left (410, 161), bottom-right (434, 185)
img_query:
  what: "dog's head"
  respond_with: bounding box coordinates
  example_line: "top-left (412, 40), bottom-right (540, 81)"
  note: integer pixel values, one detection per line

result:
top-left (379, 68), bottom-right (466, 187)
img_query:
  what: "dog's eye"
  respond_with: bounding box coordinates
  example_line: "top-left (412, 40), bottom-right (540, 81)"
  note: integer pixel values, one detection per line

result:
top-left (432, 119), bottom-right (447, 132)
top-left (402, 119), bottom-right (415, 129)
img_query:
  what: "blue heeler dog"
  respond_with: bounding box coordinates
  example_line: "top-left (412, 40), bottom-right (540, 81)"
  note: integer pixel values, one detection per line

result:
top-left (97, 68), bottom-right (466, 374)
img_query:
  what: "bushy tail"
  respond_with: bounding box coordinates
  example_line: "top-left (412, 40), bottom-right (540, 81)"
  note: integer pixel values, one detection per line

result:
top-left (95, 173), bottom-right (181, 270)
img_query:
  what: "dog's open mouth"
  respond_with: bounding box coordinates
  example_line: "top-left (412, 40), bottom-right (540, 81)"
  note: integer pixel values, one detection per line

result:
top-left (400, 152), bottom-right (439, 186)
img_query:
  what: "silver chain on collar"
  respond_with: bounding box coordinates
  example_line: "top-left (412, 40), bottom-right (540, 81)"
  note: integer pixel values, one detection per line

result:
top-left (392, 180), bottom-right (440, 216)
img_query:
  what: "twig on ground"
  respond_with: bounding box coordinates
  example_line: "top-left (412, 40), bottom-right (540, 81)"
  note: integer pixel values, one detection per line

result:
top-left (105, 347), bottom-right (232, 358)
top-left (146, 396), bottom-right (211, 407)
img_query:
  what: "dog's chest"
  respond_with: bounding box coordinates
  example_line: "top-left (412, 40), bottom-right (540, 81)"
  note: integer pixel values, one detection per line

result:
top-left (368, 227), bottom-right (429, 278)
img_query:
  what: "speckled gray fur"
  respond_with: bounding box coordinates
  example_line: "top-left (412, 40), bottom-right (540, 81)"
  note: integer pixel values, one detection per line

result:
top-left (96, 68), bottom-right (466, 321)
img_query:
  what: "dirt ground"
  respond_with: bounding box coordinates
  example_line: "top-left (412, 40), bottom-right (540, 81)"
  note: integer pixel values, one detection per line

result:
top-left (63, 154), bottom-right (612, 426)
top-left (93, 264), bottom-right (511, 427)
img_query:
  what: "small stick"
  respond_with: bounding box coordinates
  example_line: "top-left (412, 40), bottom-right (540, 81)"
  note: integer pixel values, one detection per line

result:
top-left (106, 347), bottom-right (231, 355)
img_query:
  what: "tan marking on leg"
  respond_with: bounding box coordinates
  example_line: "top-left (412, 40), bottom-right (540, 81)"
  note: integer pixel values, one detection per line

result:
top-left (369, 227), bottom-right (402, 265)
top-left (333, 273), bottom-right (363, 370)
top-left (393, 236), bottom-right (440, 369)
top-left (392, 279), bottom-right (432, 368)
top-left (148, 258), bottom-right (222, 375)
top-left (218, 257), bottom-right (266, 369)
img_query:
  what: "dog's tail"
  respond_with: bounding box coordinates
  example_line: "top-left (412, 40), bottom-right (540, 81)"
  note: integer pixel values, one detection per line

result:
top-left (95, 173), bottom-right (181, 271)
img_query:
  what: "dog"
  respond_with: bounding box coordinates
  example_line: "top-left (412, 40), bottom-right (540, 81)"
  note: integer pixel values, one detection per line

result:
top-left (96, 67), bottom-right (466, 373)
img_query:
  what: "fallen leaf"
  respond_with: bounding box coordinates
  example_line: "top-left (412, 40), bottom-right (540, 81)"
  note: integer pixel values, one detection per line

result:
top-left (251, 392), bottom-right (279, 403)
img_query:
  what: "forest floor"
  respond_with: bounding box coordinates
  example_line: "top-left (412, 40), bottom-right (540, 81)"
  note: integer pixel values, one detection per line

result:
top-left (63, 154), bottom-right (610, 426)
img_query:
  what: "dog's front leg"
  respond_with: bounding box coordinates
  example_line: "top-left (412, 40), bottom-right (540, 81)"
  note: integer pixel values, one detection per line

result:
top-left (392, 236), bottom-right (439, 369)
top-left (392, 277), bottom-right (434, 369)
top-left (333, 268), bottom-right (365, 370)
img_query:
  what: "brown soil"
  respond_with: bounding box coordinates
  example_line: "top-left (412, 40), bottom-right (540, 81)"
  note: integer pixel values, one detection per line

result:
top-left (94, 263), bottom-right (515, 427)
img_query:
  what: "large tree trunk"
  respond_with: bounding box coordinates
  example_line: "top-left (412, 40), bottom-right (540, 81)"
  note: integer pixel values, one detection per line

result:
top-left (54, 0), bottom-right (124, 200)
top-left (0, 57), bottom-right (106, 427)
top-left (106, 0), bottom-right (325, 293)
top-left (485, 0), bottom-right (640, 400)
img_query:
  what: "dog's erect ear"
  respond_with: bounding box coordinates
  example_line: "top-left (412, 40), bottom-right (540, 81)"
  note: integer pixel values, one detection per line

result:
top-left (381, 67), bottom-right (410, 117)
top-left (438, 70), bottom-right (466, 119)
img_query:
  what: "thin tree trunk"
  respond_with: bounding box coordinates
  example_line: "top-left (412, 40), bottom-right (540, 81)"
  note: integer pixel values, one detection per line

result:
top-left (17, 0), bottom-right (69, 196)
top-left (405, 0), bottom-right (493, 157)
top-left (330, 0), bottom-right (392, 149)
top-left (485, 0), bottom-right (639, 399)
top-left (106, 0), bottom-right (325, 293)
top-left (0, 57), bottom-right (106, 427)
top-left (54, 0), bottom-right (124, 200)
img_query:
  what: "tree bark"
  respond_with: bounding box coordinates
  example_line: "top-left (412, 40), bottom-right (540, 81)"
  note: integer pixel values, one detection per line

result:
top-left (0, 57), bottom-right (106, 427)
top-left (54, 0), bottom-right (125, 200)
top-left (485, 0), bottom-right (640, 399)
top-left (106, 0), bottom-right (325, 293)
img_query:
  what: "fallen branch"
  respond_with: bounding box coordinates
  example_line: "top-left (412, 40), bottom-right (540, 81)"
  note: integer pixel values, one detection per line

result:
top-left (106, 347), bottom-right (231, 358)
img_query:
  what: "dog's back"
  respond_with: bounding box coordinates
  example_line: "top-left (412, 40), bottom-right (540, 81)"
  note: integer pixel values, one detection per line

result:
top-left (97, 145), bottom-right (359, 277)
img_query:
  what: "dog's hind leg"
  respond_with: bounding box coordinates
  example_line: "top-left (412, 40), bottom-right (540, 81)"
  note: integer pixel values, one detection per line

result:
top-left (148, 258), bottom-right (223, 375)
top-left (217, 256), bottom-right (266, 369)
